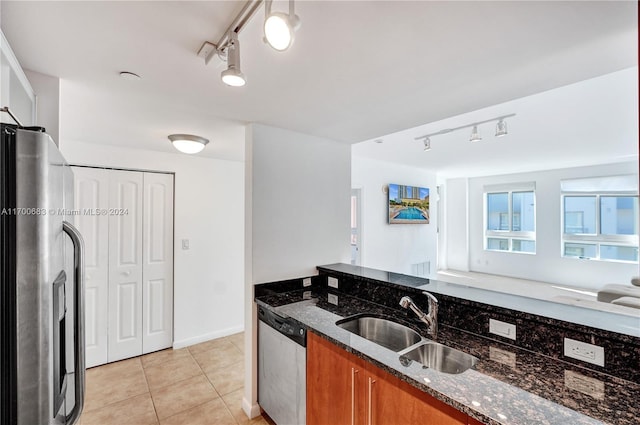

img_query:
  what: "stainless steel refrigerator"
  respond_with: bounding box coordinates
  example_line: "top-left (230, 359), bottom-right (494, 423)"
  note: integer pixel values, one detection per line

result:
top-left (1, 123), bottom-right (85, 425)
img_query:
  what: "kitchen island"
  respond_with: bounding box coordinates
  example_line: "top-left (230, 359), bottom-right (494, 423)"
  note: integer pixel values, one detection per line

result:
top-left (255, 265), bottom-right (639, 425)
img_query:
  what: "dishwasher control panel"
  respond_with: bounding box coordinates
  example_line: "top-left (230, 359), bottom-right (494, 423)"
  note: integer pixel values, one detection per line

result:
top-left (258, 306), bottom-right (307, 347)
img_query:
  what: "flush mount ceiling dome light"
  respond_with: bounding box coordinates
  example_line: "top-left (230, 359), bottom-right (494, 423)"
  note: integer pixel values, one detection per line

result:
top-left (414, 114), bottom-right (516, 151)
top-left (221, 31), bottom-right (246, 87)
top-left (168, 134), bottom-right (210, 154)
top-left (264, 0), bottom-right (300, 51)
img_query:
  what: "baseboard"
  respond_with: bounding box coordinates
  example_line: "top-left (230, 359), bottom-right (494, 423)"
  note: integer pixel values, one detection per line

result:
top-left (172, 325), bottom-right (244, 349)
top-left (242, 396), bottom-right (262, 419)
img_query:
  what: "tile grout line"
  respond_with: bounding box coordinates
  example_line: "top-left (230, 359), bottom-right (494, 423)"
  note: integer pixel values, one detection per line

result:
top-left (188, 341), bottom-right (246, 425)
top-left (138, 357), bottom-right (161, 425)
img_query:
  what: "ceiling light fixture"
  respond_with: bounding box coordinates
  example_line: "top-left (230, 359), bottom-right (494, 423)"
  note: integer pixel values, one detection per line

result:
top-left (417, 136), bottom-right (431, 151)
top-left (264, 0), bottom-right (300, 51)
top-left (197, 0), bottom-right (302, 87)
top-left (221, 31), bottom-right (246, 87)
top-left (414, 114), bottom-right (515, 151)
top-left (495, 119), bottom-right (508, 137)
top-left (168, 134), bottom-right (210, 154)
top-left (469, 125), bottom-right (482, 142)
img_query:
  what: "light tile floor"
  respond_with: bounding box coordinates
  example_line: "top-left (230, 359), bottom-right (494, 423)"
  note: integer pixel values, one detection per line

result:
top-left (79, 332), bottom-right (271, 425)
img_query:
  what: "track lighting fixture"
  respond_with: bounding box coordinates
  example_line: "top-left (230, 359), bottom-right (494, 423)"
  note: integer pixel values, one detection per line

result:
top-left (414, 114), bottom-right (515, 151)
top-left (264, 0), bottom-right (300, 51)
top-left (197, 0), bottom-right (302, 87)
top-left (495, 119), bottom-right (508, 137)
top-left (419, 136), bottom-right (431, 151)
top-left (221, 32), bottom-right (246, 87)
top-left (469, 125), bottom-right (482, 142)
top-left (168, 134), bottom-right (210, 154)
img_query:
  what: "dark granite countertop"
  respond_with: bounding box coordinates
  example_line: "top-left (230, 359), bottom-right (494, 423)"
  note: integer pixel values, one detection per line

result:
top-left (255, 288), bottom-right (639, 425)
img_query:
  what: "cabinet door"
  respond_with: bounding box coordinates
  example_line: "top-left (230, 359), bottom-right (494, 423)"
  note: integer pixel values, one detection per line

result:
top-left (307, 332), bottom-right (362, 425)
top-left (366, 363), bottom-right (467, 425)
top-left (72, 167), bottom-right (109, 367)
top-left (142, 172), bottom-right (174, 354)
top-left (107, 170), bottom-right (143, 362)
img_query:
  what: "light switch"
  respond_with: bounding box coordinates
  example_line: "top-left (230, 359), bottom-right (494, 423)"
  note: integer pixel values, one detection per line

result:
top-left (182, 239), bottom-right (189, 250)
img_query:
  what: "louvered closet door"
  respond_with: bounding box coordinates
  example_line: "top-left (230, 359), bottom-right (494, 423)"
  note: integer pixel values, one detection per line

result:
top-left (142, 172), bottom-right (174, 353)
top-left (108, 170), bottom-right (144, 362)
top-left (72, 167), bottom-right (109, 368)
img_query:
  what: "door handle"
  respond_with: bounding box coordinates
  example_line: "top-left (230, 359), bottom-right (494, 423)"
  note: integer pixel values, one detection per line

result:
top-left (351, 368), bottom-right (359, 425)
top-left (63, 221), bottom-right (86, 425)
top-left (121, 270), bottom-right (131, 276)
top-left (367, 376), bottom-right (376, 425)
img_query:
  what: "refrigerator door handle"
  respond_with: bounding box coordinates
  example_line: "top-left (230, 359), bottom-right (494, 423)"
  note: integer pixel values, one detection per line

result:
top-left (63, 221), bottom-right (85, 425)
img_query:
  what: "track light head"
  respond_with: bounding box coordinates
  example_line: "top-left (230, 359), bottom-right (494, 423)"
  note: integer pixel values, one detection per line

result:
top-left (469, 125), bottom-right (482, 142)
top-left (495, 119), bottom-right (508, 137)
top-left (221, 32), bottom-right (246, 87)
top-left (264, 0), bottom-right (300, 51)
top-left (423, 137), bottom-right (431, 151)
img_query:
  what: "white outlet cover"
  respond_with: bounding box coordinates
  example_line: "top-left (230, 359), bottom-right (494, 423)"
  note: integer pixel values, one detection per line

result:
top-left (303, 278), bottom-right (312, 287)
top-left (327, 293), bottom-right (338, 305)
top-left (489, 319), bottom-right (516, 340)
top-left (328, 277), bottom-right (339, 288)
top-left (564, 338), bottom-right (605, 367)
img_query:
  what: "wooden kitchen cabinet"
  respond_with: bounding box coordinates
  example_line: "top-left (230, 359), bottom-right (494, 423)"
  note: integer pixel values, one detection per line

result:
top-left (307, 331), bottom-right (363, 425)
top-left (307, 332), bottom-right (470, 425)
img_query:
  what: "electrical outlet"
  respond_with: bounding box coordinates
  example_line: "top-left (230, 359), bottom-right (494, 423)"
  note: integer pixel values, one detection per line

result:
top-left (303, 278), bottom-right (312, 287)
top-left (303, 291), bottom-right (312, 300)
top-left (328, 277), bottom-right (339, 289)
top-left (181, 239), bottom-right (189, 250)
top-left (489, 319), bottom-right (516, 340)
top-left (563, 338), bottom-right (605, 367)
top-left (327, 293), bottom-right (338, 305)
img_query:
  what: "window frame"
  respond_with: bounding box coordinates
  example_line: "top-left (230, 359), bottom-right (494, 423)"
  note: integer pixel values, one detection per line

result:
top-left (484, 189), bottom-right (536, 254)
top-left (561, 192), bottom-right (639, 263)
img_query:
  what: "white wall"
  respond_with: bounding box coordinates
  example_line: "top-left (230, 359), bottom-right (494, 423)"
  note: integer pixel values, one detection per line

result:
top-left (352, 156), bottom-right (438, 276)
top-left (248, 124), bottom-right (351, 283)
top-left (445, 161), bottom-right (638, 290)
top-left (443, 177), bottom-right (469, 271)
top-left (25, 69), bottom-right (59, 144)
top-left (61, 140), bottom-right (245, 348)
top-left (243, 123), bottom-right (351, 418)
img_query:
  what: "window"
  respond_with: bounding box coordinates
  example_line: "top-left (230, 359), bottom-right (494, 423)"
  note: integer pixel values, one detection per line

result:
top-left (562, 194), bottom-right (639, 262)
top-left (485, 186), bottom-right (536, 253)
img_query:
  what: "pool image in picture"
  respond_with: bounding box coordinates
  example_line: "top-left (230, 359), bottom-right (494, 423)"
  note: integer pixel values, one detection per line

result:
top-left (388, 184), bottom-right (429, 224)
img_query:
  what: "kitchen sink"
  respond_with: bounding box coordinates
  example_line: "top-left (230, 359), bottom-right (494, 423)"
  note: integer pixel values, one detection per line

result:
top-left (336, 314), bottom-right (422, 352)
top-left (400, 342), bottom-right (478, 374)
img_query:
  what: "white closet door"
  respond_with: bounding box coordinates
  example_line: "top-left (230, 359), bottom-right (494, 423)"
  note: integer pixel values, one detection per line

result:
top-left (107, 170), bottom-right (144, 362)
top-left (142, 172), bottom-right (174, 353)
top-left (72, 167), bottom-right (109, 368)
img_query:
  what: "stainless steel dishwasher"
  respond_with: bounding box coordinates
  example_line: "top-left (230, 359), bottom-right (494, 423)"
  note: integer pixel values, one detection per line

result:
top-left (258, 306), bottom-right (306, 425)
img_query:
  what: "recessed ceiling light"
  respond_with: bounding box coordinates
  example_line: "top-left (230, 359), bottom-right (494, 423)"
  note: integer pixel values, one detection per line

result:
top-left (119, 71), bottom-right (141, 81)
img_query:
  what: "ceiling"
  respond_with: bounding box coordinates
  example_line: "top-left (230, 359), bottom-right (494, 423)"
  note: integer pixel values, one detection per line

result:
top-left (1, 1), bottom-right (637, 163)
top-left (354, 67), bottom-right (639, 178)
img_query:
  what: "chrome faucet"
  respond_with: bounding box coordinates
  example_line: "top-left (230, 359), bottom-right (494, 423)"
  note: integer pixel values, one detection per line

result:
top-left (399, 292), bottom-right (438, 338)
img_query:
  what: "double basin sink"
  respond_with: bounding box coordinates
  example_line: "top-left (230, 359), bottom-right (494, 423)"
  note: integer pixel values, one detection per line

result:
top-left (336, 314), bottom-right (477, 374)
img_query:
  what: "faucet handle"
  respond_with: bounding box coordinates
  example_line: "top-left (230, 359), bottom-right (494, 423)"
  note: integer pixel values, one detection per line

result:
top-left (422, 291), bottom-right (438, 305)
